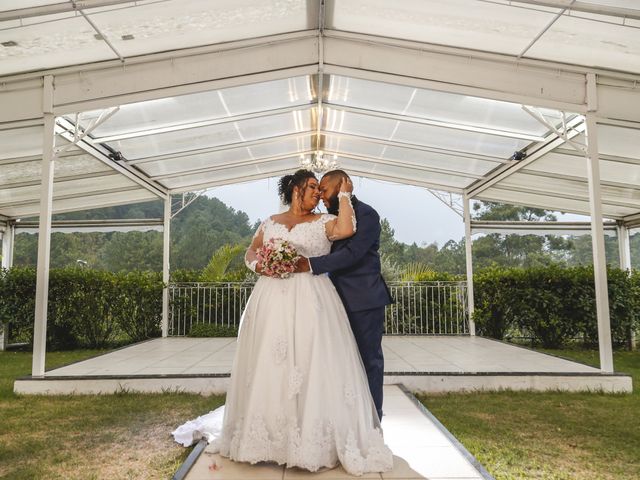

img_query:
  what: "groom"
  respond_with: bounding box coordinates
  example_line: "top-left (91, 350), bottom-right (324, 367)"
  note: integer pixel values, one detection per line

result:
top-left (296, 170), bottom-right (393, 421)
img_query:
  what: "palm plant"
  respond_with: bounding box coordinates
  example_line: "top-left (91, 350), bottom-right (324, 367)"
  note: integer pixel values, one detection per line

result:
top-left (200, 244), bottom-right (248, 282)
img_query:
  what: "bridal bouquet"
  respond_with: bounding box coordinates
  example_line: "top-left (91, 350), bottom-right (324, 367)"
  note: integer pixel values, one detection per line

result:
top-left (256, 238), bottom-right (300, 279)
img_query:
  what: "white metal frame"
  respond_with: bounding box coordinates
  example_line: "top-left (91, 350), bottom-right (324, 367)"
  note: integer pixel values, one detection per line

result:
top-left (585, 75), bottom-right (614, 373)
top-left (463, 196), bottom-right (475, 336)
top-left (1, 6), bottom-right (637, 375)
top-left (31, 77), bottom-right (56, 378)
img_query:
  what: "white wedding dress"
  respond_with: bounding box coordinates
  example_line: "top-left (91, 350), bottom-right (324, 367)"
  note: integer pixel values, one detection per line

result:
top-left (172, 214), bottom-right (393, 476)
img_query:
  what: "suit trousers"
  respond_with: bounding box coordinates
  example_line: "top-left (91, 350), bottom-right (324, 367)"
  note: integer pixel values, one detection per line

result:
top-left (347, 306), bottom-right (385, 421)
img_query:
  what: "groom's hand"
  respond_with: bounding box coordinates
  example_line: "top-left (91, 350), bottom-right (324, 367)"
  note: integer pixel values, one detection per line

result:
top-left (295, 256), bottom-right (311, 273)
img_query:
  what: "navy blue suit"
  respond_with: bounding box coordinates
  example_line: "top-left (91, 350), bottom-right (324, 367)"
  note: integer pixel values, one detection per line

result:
top-left (309, 197), bottom-right (392, 420)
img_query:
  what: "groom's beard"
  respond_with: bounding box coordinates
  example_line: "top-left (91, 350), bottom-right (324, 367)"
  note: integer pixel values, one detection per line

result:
top-left (326, 194), bottom-right (340, 215)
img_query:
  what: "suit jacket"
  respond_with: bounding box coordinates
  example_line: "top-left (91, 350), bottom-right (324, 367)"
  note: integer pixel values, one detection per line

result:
top-left (309, 197), bottom-right (393, 313)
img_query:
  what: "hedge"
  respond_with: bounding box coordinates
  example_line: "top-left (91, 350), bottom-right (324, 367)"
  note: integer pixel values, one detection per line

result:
top-left (473, 265), bottom-right (640, 348)
top-left (1, 265), bottom-right (638, 350)
top-left (0, 267), bottom-right (163, 349)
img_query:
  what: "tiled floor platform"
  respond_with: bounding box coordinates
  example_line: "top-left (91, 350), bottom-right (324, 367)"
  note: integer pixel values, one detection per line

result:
top-left (179, 385), bottom-right (493, 480)
top-left (14, 336), bottom-right (632, 394)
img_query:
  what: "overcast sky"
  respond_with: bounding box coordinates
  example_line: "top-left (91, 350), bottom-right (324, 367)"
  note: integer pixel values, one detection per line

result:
top-left (206, 176), bottom-right (586, 247)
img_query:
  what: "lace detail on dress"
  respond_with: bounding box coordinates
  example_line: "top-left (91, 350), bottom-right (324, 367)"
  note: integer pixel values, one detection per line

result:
top-left (288, 367), bottom-right (303, 398)
top-left (274, 336), bottom-right (287, 364)
top-left (218, 413), bottom-right (392, 475)
top-left (337, 192), bottom-right (357, 233)
top-left (263, 215), bottom-right (335, 259)
top-left (245, 221), bottom-right (266, 272)
top-left (344, 384), bottom-right (359, 408)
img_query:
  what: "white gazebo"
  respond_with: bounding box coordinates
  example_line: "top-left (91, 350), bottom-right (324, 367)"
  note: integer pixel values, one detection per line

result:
top-left (1, 0), bottom-right (639, 381)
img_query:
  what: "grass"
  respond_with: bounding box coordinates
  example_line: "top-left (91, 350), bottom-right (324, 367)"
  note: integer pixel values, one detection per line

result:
top-left (0, 349), bottom-right (224, 480)
top-left (2, 346), bottom-right (638, 479)
top-left (418, 347), bottom-right (640, 480)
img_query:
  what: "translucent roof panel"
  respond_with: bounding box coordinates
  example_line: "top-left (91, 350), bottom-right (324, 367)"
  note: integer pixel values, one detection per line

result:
top-left (0, 13), bottom-right (118, 76)
top-left (328, 0), bottom-right (640, 73)
top-left (324, 107), bottom-right (531, 159)
top-left (74, 76), bottom-right (314, 139)
top-left (163, 156), bottom-right (297, 191)
top-left (498, 173), bottom-right (640, 209)
top-left (0, 174), bottom-right (138, 208)
top-left (2, 1), bottom-right (63, 10)
top-left (1, 153), bottom-right (112, 186)
top-left (3, 189), bottom-right (158, 219)
top-left (480, 172), bottom-right (640, 216)
top-left (0, 126), bottom-right (45, 160)
top-left (137, 135), bottom-right (313, 179)
top-left (596, 125), bottom-right (640, 160)
top-left (0, 0), bottom-right (311, 76)
top-left (329, 0), bottom-right (558, 57)
top-left (109, 110), bottom-right (313, 160)
top-left (526, 14), bottom-right (640, 73)
top-left (326, 75), bottom-right (558, 138)
top-left (337, 156), bottom-right (475, 191)
top-left (86, 0), bottom-right (310, 58)
top-left (477, 186), bottom-right (639, 220)
top-left (323, 135), bottom-right (502, 178)
top-left (582, 1), bottom-right (640, 7)
top-left (524, 150), bottom-right (640, 188)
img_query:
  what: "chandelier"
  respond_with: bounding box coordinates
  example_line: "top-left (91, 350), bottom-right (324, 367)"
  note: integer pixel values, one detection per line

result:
top-left (299, 151), bottom-right (339, 174)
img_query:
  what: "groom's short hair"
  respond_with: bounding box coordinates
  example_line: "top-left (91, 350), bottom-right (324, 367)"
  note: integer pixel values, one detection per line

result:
top-left (322, 169), bottom-right (350, 182)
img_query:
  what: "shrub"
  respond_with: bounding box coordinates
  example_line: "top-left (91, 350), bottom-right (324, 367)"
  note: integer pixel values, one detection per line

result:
top-left (0, 267), bottom-right (163, 349)
top-left (189, 322), bottom-right (238, 337)
top-left (473, 265), bottom-right (640, 348)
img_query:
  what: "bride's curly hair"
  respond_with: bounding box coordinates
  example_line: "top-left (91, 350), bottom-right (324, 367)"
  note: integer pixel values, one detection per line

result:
top-left (278, 169), bottom-right (317, 205)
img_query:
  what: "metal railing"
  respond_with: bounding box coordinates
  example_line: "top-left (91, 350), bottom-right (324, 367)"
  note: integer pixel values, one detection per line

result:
top-left (168, 281), bottom-right (469, 336)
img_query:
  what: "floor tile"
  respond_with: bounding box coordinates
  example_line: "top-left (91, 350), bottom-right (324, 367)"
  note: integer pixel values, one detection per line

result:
top-left (186, 452), bottom-right (284, 480)
top-left (284, 465), bottom-right (381, 479)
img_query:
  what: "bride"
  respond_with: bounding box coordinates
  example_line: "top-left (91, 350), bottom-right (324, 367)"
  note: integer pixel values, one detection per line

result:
top-left (172, 169), bottom-right (393, 476)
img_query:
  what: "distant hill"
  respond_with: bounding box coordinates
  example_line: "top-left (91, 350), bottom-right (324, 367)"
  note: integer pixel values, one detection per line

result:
top-left (13, 196), bottom-right (256, 271)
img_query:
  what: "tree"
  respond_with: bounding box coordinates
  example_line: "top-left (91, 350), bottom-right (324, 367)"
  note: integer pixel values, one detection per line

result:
top-left (379, 218), bottom-right (405, 263)
top-left (471, 201), bottom-right (573, 269)
top-left (12, 195), bottom-right (256, 272)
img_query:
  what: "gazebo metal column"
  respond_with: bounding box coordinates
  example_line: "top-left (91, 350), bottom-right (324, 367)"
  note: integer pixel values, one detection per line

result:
top-left (585, 73), bottom-right (614, 373)
top-left (618, 223), bottom-right (632, 272)
top-left (0, 222), bottom-right (14, 351)
top-left (32, 75), bottom-right (56, 377)
top-left (1, 222), bottom-right (14, 270)
top-left (463, 195), bottom-right (476, 336)
top-left (161, 196), bottom-right (171, 337)
top-left (617, 222), bottom-right (635, 349)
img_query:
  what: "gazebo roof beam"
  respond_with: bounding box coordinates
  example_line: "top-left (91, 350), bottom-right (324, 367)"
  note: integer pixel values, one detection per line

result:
top-left (465, 116), bottom-right (585, 198)
top-left (55, 117), bottom-right (168, 199)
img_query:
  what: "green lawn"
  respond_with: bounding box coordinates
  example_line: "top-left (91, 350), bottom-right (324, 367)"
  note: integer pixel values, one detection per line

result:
top-left (419, 348), bottom-right (640, 480)
top-left (0, 349), bottom-right (224, 480)
top-left (1, 348), bottom-right (638, 479)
